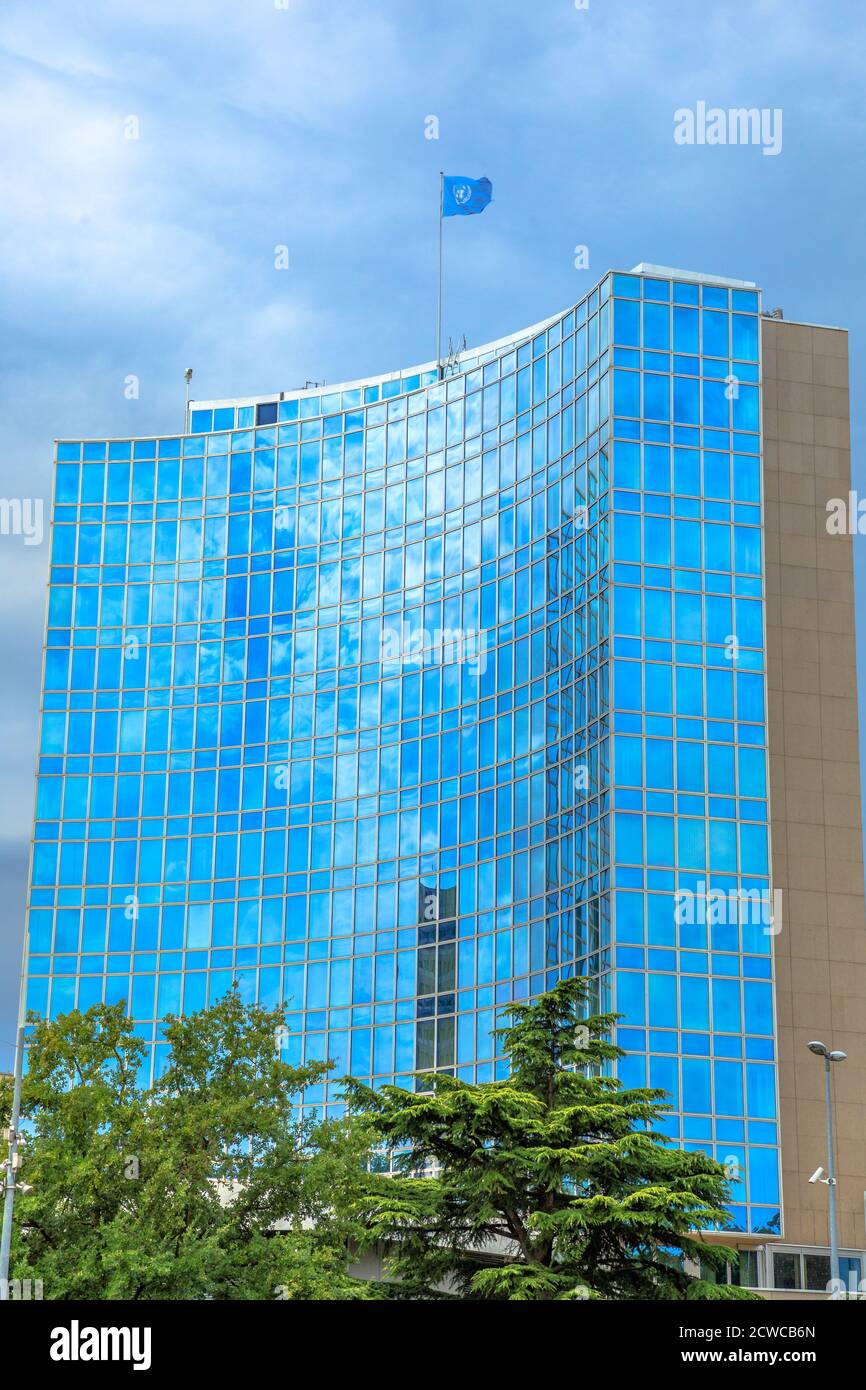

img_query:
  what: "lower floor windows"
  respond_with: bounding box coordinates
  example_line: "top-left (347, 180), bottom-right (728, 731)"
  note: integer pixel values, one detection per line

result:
top-left (773, 1248), bottom-right (863, 1294)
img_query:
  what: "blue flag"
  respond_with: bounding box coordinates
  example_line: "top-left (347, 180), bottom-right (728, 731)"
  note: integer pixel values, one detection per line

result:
top-left (442, 175), bottom-right (493, 217)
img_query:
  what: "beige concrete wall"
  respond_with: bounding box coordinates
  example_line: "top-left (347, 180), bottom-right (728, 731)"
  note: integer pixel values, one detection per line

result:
top-left (762, 317), bottom-right (866, 1249)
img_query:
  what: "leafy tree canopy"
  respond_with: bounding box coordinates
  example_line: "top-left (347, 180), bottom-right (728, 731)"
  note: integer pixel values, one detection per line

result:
top-left (2, 989), bottom-right (374, 1300)
top-left (345, 978), bottom-right (759, 1301)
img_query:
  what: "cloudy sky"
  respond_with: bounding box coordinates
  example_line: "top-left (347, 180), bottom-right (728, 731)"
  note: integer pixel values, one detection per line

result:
top-left (2, 0), bottom-right (865, 1061)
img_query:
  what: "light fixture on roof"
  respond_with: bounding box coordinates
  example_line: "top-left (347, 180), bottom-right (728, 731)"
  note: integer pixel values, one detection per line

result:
top-left (184, 368), bottom-right (194, 434)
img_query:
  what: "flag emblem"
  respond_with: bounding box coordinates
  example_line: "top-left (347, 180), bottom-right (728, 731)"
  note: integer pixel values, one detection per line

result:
top-left (442, 175), bottom-right (493, 217)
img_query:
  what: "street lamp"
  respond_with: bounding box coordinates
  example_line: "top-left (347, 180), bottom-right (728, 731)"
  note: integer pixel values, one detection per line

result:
top-left (806, 1040), bottom-right (847, 1289)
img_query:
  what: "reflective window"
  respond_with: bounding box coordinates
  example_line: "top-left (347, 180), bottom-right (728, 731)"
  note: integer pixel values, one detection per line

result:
top-left (28, 270), bottom-right (776, 1226)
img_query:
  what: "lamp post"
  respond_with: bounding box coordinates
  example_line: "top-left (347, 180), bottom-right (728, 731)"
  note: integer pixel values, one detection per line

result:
top-left (807, 1040), bottom-right (847, 1289)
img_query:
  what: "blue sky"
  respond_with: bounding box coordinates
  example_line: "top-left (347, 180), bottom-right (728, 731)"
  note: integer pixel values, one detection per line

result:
top-left (2, 0), bottom-right (865, 1062)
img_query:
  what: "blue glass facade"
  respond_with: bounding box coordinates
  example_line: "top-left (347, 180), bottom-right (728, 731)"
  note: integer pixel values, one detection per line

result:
top-left (25, 266), bottom-right (779, 1234)
top-left (607, 273), bottom-right (779, 1235)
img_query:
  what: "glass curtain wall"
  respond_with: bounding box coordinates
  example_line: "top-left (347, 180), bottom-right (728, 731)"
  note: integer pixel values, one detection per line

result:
top-left (25, 266), bottom-right (777, 1233)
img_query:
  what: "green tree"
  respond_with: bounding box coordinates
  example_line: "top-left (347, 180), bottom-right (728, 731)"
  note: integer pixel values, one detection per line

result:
top-left (345, 978), bottom-right (759, 1300)
top-left (2, 1001), bottom-right (146, 1298)
top-left (3, 990), bottom-right (373, 1300)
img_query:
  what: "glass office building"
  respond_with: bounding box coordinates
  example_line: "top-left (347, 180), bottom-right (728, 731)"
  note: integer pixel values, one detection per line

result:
top-left (24, 264), bottom-right (780, 1235)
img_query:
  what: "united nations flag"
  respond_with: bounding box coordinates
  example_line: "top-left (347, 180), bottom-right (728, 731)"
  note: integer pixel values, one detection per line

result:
top-left (442, 175), bottom-right (493, 217)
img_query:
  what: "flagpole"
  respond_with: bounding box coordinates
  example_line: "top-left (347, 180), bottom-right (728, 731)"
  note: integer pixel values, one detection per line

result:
top-left (436, 171), bottom-right (444, 379)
